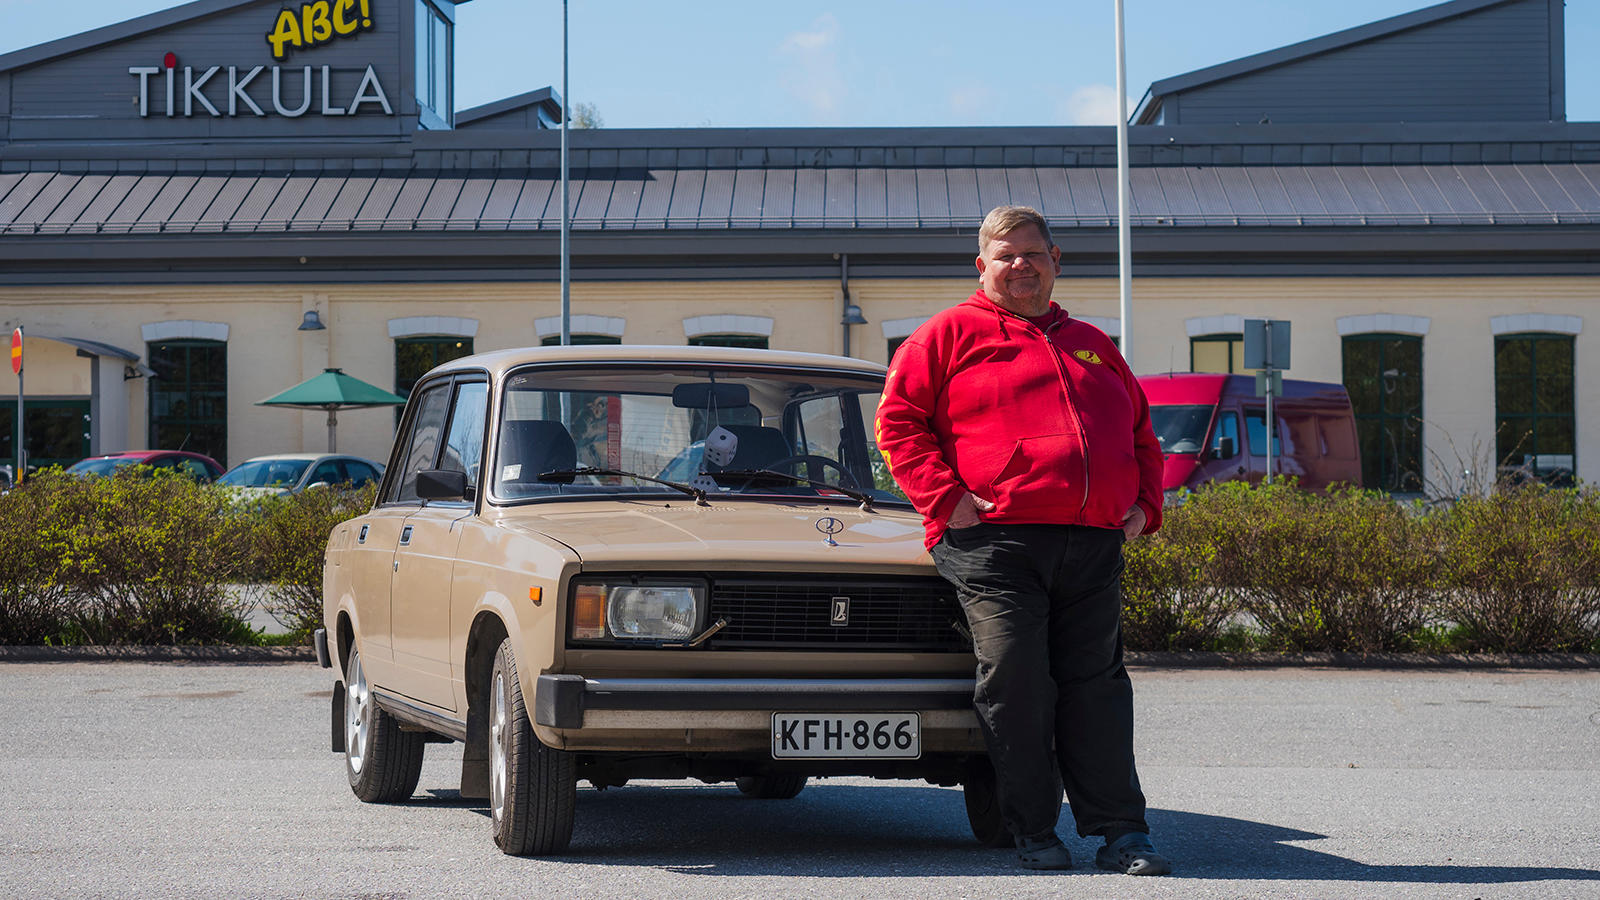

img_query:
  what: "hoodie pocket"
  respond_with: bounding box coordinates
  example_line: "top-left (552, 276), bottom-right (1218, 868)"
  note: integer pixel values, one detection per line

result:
top-left (988, 434), bottom-right (1084, 519)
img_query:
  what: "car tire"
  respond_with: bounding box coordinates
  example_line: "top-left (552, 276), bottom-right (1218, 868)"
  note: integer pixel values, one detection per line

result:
top-left (490, 638), bottom-right (576, 855)
top-left (734, 774), bottom-right (807, 799)
top-left (962, 758), bottom-right (1013, 848)
top-left (344, 647), bottom-right (425, 803)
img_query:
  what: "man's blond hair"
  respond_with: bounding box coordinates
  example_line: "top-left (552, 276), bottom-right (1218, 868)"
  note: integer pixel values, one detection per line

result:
top-left (978, 205), bottom-right (1054, 255)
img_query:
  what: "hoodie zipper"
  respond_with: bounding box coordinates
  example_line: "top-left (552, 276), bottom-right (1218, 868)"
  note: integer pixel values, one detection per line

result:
top-left (1041, 318), bottom-right (1092, 517)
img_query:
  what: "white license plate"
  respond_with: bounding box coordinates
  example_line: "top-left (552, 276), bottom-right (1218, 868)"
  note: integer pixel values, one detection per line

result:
top-left (770, 712), bottom-right (920, 759)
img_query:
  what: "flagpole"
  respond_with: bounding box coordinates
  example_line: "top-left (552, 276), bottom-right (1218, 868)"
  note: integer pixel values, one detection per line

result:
top-left (1115, 0), bottom-right (1133, 371)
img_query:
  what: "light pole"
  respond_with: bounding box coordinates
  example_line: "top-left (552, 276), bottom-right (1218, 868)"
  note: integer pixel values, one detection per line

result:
top-left (559, 0), bottom-right (570, 346)
top-left (1114, 0), bottom-right (1133, 370)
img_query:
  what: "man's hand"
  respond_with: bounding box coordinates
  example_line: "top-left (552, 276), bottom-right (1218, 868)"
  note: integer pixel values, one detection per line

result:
top-left (1121, 504), bottom-right (1148, 540)
top-left (947, 492), bottom-right (996, 529)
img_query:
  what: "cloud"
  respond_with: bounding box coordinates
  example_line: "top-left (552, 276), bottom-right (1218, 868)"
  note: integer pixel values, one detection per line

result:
top-left (778, 13), bottom-right (846, 120)
top-left (1061, 84), bottom-right (1128, 126)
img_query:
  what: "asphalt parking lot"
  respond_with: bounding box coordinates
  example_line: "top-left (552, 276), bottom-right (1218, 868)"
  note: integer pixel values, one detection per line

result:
top-left (1, 661), bottom-right (1596, 899)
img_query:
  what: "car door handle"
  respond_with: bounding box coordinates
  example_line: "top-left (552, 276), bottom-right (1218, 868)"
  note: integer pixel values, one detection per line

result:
top-left (393, 560), bottom-right (399, 572)
top-left (399, 525), bottom-right (413, 545)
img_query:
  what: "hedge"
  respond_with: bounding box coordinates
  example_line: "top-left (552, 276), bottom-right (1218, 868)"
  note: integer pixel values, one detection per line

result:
top-left (0, 471), bottom-right (1596, 653)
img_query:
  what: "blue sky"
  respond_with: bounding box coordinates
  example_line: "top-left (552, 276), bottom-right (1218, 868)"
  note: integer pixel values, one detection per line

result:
top-left (1, 0), bottom-right (1594, 126)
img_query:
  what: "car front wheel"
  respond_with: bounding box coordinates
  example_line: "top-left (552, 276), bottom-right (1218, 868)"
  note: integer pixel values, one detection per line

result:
top-left (734, 774), bottom-right (807, 799)
top-left (489, 638), bottom-right (576, 855)
top-left (344, 647), bottom-right (425, 802)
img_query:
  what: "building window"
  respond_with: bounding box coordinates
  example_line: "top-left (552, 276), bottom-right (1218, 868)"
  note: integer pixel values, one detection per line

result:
top-left (887, 336), bottom-right (907, 361)
top-left (1191, 334), bottom-right (1245, 373)
top-left (415, 0), bottom-right (452, 127)
top-left (396, 336), bottom-right (473, 403)
top-left (689, 334), bottom-right (769, 350)
top-left (0, 400), bottom-right (91, 470)
top-left (148, 339), bottom-right (227, 466)
top-left (1494, 333), bottom-right (1575, 484)
top-left (540, 335), bottom-right (622, 346)
top-left (1342, 334), bottom-right (1423, 492)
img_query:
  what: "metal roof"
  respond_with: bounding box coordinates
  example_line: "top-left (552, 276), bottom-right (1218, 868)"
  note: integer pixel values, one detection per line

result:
top-left (3, 162), bottom-right (1597, 235)
top-left (1131, 0), bottom-right (1527, 123)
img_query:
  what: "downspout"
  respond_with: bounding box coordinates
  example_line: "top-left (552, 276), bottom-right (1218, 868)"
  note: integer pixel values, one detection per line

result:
top-left (840, 253), bottom-right (851, 358)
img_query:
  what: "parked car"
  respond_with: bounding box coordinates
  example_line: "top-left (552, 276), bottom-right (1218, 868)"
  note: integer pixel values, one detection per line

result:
top-left (318, 345), bottom-right (993, 855)
top-left (66, 450), bottom-right (224, 481)
top-left (218, 453), bottom-right (384, 497)
top-left (1139, 372), bottom-right (1362, 498)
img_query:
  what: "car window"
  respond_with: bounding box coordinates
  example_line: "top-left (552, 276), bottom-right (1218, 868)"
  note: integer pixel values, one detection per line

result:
top-left (345, 461), bottom-right (379, 487)
top-left (309, 460), bottom-right (344, 485)
top-left (440, 381), bottom-right (489, 491)
top-left (1243, 409), bottom-right (1283, 457)
top-left (1211, 412), bottom-right (1240, 459)
top-left (176, 458), bottom-right (211, 479)
top-left (392, 382), bottom-right (452, 503)
top-left (148, 456), bottom-right (177, 470)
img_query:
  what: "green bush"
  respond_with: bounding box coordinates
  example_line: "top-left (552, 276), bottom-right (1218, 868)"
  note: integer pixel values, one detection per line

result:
top-left (1121, 494), bottom-right (1233, 651)
top-left (0, 470), bottom-right (82, 643)
top-left (246, 483), bottom-right (376, 641)
top-left (1431, 485), bottom-right (1600, 652)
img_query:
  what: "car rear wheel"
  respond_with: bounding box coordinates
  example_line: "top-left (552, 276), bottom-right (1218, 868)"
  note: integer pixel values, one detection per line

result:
top-left (734, 774), bottom-right (807, 799)
top-left (489, 638), bottom-right (576, 855)
top-left (962, 758), bottom-right (1013, 847)
top-left (344, 647), bottom-right (425, 802)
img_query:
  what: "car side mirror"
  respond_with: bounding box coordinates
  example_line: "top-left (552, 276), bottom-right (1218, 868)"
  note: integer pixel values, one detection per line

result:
top-left (1214, 437), bottom-right (1236, 460)
top-left (416, 469), bottom-right (469, 501)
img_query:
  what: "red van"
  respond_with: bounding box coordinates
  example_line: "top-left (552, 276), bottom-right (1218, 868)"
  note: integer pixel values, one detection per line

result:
top-left (1138, 373), bottom-right (1362, 497)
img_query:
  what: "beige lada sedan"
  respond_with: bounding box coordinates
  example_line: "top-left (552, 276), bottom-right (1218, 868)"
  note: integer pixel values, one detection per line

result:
top-left (315, 345), bottom-right (1005, 855)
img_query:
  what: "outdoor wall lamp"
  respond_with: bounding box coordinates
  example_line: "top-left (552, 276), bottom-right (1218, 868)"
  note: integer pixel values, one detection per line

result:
top-left (841, 303), bottom-right (867, 326)
top-left (298, 310), bottom-right (327, 331)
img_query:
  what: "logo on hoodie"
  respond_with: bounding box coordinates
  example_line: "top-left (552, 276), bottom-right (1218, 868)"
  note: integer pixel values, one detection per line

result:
top-left (1073, 349), bottom-right (1103, 365)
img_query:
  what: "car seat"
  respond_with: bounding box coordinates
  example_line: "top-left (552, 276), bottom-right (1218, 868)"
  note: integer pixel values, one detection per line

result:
top-left (498, 420), bottom-right (578, 487)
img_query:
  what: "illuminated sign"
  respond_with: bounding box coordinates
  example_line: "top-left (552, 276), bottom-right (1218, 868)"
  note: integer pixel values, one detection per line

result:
top-left (125, 1), bottom-right (391, 119)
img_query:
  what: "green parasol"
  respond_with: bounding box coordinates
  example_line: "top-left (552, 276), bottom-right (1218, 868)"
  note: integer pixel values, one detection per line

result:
top-left (256, 368), bottom-right (407, 452)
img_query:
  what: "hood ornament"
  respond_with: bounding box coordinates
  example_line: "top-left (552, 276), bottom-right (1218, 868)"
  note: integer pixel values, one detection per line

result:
top-left (815, 516), bottom-right (845, 546)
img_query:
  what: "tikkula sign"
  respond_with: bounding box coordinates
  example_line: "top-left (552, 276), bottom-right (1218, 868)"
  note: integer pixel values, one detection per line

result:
top-left (127, 0), bottom-right (392, 118)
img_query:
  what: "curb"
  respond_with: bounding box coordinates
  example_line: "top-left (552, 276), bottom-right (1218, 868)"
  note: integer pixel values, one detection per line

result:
top-left (2, 646), bottom-right (1595, 668)
top-left (0, 645), bottom-right (315, 662)
top-left (1125, 650), bottom-right (1600, 669)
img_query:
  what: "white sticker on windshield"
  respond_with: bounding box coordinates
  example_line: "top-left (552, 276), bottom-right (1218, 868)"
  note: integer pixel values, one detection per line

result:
top-left (502, 464), bottom-right (522, 481)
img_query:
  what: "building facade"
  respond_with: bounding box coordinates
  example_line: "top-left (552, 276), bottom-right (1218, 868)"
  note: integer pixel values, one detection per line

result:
top-left (2, 0), bottom-right (1596, 492)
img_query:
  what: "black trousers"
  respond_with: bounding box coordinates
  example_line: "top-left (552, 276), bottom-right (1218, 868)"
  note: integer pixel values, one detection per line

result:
top-left (931, 522), bottom-right (1149, 841)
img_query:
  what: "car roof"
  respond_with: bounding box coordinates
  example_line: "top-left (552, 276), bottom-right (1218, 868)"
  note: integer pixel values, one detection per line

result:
top-left (424, 344), bottom-right (890, 382)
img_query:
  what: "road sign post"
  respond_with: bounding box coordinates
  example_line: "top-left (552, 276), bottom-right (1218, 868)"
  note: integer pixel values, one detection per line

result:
top-left (10, 327), bottom-right (22, 486)
top-left (1245, 319), bottom-right (1291, 483)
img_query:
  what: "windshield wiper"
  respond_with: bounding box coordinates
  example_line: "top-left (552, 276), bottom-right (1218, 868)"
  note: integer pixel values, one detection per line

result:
top-left (712, 468), bottom-right (875, 512)
top-left (537, 467), bottom-right (710, 506)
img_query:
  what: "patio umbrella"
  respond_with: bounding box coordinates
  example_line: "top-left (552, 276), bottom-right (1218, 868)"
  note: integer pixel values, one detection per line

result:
top-left (256, 368), bottom-right (407, 452)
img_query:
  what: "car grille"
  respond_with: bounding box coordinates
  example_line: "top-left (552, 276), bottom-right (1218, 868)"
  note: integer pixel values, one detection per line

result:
top-left (707, 575), bottom-right (970, 651)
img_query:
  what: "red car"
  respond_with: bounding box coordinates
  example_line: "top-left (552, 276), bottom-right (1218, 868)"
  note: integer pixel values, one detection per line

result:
top-left (1138, 373), bottom-right (1362, 496)
top-left (66, 450), bottom-right (225, 482)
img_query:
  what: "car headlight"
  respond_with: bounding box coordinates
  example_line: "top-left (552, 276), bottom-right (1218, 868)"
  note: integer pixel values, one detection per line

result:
top-left (571, 580), bottom-right (704, 643)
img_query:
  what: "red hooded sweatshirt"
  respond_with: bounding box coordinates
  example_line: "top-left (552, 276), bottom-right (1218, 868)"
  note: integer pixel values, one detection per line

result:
top-left (876, 290), bottom-right (1163, 549)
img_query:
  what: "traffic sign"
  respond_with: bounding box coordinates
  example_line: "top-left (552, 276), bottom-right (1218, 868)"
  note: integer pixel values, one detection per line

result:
top-left (9, 327), bottom-right (19, 375)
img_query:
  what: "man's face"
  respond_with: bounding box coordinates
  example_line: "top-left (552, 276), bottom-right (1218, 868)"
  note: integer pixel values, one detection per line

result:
top-left (975, 224), bottom-right (1062, 317)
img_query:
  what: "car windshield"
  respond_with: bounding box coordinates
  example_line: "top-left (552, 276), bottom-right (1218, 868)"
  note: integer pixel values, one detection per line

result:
top-left (68, 457), bottom-right (139, 475)
top-left (493, 365), bottom-right (906, 505)
top-left (1149, 404), bottom-right (1215, 455)
top-left (218, 459), bottom-right (310, 487)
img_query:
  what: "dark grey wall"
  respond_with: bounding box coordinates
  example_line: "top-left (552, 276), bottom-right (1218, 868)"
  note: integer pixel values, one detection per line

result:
top-left (2, 0), bottom-right (419, 144)
top-left (1171, 0), bottom-right (1559, 125)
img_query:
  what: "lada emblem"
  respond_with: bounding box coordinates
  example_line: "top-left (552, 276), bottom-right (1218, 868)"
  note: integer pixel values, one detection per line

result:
top-left (830, 596), bottom-right (850, 627)
top-left (815, 516), bottom-right (845, 546)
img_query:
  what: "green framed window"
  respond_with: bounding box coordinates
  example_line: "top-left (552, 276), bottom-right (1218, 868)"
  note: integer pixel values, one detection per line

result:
top-left (1342, 334), bottom-right (1423, 492)
top-left (1494, 333), bottom-right (1575, 484)
top-left (396, 336), bottom-right (474, 403)
top-left (689, 334), bottom-right (768, 350)
top-left (1190, 334), bottom-right (1245, 374)
top-left (148, 339), bottom-right (227, 466)
top-left (0, 399), bottom-right (91, 470)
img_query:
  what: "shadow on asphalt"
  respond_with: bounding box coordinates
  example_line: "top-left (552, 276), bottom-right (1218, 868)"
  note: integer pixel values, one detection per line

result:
top-left (414, 783), bottom-right (1600, 884)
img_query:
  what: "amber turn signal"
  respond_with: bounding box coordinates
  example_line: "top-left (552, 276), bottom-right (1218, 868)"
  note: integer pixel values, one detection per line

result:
top-left (573, 584), bottom-right (606, 639)
top-left (528, 586), bottom-right (542, 606)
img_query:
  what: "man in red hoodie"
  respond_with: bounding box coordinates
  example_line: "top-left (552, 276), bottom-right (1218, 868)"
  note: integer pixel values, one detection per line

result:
top-left (876, 205), bottom-right (1169, 875)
